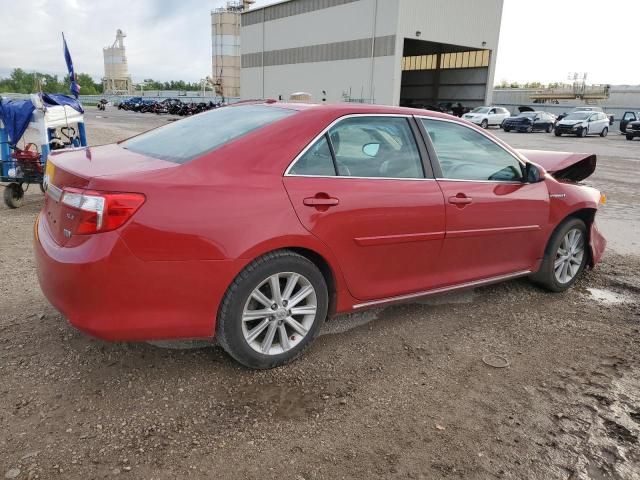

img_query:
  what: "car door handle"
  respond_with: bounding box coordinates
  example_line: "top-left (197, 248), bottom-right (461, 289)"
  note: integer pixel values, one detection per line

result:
top-left (303, 196), bottom-right (339, 207)
top-left (448, 195), bottom-right (473, 205)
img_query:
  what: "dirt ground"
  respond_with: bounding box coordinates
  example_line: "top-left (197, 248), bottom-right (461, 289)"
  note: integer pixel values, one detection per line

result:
top-left (1, 109), bottom-right (639, 480)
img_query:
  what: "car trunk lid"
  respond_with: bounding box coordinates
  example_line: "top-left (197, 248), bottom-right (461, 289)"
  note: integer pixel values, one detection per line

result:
top-left (43, 145), bottom-right (177, 246)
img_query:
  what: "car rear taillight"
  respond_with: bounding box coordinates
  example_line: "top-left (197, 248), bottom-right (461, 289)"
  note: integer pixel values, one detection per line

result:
top-left (61, 188), bottom-right (145, 235)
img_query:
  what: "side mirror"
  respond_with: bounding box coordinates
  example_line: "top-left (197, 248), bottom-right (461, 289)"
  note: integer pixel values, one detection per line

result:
top-left (362, 143), bottom-right (380, 157)
top-left (524, 163), bottom-right (544, 183)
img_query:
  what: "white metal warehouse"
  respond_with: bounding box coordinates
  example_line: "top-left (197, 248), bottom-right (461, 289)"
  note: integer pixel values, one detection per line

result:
top-left (240, 0), bottom-right (504, 107)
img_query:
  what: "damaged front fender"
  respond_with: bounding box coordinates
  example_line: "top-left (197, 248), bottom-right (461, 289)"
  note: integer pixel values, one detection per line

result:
top-left (518, 149), bottom-right (597, 182)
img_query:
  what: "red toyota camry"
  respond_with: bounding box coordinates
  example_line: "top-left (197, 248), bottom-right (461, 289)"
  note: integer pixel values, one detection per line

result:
top-left (35, 102), bottom-right (606, 368)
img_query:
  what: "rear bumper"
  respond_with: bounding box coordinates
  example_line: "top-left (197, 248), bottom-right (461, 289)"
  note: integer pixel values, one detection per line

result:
top-left (34, 214), bottom-right (241, 341)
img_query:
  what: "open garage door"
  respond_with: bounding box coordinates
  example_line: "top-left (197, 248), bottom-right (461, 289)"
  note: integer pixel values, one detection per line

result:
top-left (400, 39), bottom-right (491, 112)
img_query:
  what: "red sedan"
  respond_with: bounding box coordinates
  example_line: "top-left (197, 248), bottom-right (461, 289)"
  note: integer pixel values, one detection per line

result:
top-left (35, 102), bottom-right (606, 368)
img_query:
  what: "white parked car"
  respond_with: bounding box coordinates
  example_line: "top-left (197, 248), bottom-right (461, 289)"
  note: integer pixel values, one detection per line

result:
top-left (462, 106), bottom-right (510, 129)
top-left (554, 112), bottom-right (609, 138)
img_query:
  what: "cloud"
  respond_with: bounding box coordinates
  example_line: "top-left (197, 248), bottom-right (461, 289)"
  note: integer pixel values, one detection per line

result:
top-left (0, 0), bottom-right (271, 82)
top-left (3, 0), bottom-right (634, 87)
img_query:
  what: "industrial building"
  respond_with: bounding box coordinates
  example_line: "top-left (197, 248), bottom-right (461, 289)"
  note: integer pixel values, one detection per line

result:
top-left (239, 0), bottom-right (504, 106)
top-left (211, 1), bottom-right (255, 99)
top-left (102, 30), bottom-right (133, 95)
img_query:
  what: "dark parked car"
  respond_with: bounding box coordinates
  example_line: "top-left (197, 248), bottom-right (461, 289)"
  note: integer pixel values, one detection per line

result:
top-left (626, 120), bottom-right (640, 141)
top-left (620, 111), bottom-right (640, 133)
top-left (502, 111), bottom-right (556, 133)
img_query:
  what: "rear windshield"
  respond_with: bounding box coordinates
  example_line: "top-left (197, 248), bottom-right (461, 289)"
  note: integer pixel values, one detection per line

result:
top-left (471, 107), bottom-right (490, 113)
top-left (122, 105), bottom-right (295, 163)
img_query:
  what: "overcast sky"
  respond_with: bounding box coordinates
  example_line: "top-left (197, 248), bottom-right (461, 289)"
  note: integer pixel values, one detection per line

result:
top-left (0, 0), bottom-right (635, 86)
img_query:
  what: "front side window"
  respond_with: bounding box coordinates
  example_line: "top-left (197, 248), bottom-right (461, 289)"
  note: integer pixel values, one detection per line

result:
top-left (327, 117), bottom-right (424, 179)
top-left (122, 105), bottom-right (295, 163)
top-left (421, 119), bottom-right (523, 182)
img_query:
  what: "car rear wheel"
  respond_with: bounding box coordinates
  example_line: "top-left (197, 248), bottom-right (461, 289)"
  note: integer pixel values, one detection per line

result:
top-left (216, 250), bottom-right (328, 369)
top-left (600, 127), bottom-right (608, 137)
top-left (530, 218), bottom-right (588, 292)
top-left (480, 119), bottom-right (489, 129)
top-left (3, 183), bottom-right (24, 209)
top-left (503, 127), bottom-right (511, 132)
top-left (546, 125), bottom-right (553, 133)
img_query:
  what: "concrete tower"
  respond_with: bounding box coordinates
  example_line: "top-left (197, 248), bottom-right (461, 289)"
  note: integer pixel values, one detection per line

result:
top-left (103, 29), bottom-right (133, 95)
top-left (211, 1), bottom-right (254, 99)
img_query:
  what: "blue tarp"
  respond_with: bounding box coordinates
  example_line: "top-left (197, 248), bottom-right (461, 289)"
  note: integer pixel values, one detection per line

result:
top-left (0, 98), bottom-right (35, 146)
top-left (41, 93), bottom-right (84, 114)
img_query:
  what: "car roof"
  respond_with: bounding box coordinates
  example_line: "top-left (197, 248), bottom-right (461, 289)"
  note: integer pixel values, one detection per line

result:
top-left (238, 101), bottom-right (455, 120)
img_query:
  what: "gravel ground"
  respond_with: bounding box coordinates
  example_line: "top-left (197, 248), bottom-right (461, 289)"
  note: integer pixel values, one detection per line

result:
top-left (1, 108), bottom-right (639, 480)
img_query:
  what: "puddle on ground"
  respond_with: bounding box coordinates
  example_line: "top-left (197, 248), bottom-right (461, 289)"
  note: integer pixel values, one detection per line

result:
top-left (587, 288), bottom-right (630, 305)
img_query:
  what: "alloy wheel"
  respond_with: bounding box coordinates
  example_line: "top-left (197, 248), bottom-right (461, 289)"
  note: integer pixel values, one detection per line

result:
top-left (554, 228), bottom-right (585, 284)
top-left (241, 272), bottom-right (317, 355)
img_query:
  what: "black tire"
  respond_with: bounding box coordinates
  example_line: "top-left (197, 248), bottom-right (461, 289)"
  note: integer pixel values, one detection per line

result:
top-left (627, 135), bottom-right (634, 141)
top-left (555, 130), bottom-right (562, 137)
top-left (480, 119), bottom-right (489, 129)
top-left (579, 127), bottom-right (588, 138)
top-left (600, 127), bottom-right (608, 137)
top-left (503, 127), bottom-right (511, 132)
top-left (526, 125), bottom-right (533, 133)
top-left (216, 250), bottom-right (328, 369)
top-left (546, 124), bottom-right (553, 133)
top-left (529, 218), bottom-right (588, 293)
top-left (3, 183), bottom-right (24, 209)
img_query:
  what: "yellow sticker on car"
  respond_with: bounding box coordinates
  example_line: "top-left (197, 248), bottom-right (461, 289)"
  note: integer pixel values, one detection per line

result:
top-left (43, 161), bottom-right (55, 190)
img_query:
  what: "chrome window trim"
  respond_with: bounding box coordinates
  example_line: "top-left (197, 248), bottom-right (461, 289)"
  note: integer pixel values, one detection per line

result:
top-left (415, 115), bottom-right (529, 174)
top-left (283, 174), bottom-right (436, 182)
top-left (284, 113), bottom-right (428, 180)
top-left (436, 178), bottom-right (524, 185)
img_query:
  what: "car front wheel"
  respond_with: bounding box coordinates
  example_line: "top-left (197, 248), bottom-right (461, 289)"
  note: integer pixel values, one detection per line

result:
top-left (480, 119), bottom-right (489, 129)
top-left (627, 134), bottom-right (634, 141)
top-left (530, 218), bottom-right (588, 292)
top-left (216, 250), bottom-right (328, 369)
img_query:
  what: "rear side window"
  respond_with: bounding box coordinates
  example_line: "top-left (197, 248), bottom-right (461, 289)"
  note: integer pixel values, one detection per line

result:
top-left (289, 135), bottom-right (336, 176)
top-left (122, 105), bottom-right (295, 163)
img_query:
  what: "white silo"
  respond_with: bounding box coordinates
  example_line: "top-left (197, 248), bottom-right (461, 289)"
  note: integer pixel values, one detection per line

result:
top-left (211, 1), bottom-right (254, 99)
top-left (103, 30), bottom-right (133, 95)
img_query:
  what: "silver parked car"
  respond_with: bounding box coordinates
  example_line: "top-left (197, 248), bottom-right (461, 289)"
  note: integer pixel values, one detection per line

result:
top-left (554, 112), bottom-right (610, 138)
